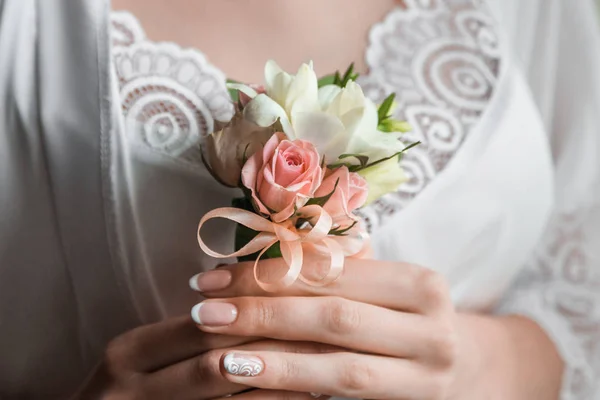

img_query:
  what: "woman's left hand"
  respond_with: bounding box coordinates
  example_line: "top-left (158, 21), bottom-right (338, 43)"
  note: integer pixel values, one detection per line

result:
top-left (189, 259), bottom-right (475, 400)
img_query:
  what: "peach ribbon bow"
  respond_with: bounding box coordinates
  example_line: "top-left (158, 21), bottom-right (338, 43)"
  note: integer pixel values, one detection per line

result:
top-left (197, 204), bottom-right (367, 291)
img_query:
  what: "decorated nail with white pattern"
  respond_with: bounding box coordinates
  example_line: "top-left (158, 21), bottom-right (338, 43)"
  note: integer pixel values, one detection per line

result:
top-left (223, 353), bottom-right (264, 377)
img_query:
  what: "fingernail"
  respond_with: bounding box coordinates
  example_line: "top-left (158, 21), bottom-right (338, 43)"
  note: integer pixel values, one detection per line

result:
top-left (223, 353), bottom-right (264, 377)
top-left (189, 270), bottom-right (232, 292)
top-left (191, 302), bottom-right (238, 326)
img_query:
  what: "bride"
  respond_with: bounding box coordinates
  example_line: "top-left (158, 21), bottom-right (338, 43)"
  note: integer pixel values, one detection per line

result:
top-left (1, 0), bottom-right (599, 398)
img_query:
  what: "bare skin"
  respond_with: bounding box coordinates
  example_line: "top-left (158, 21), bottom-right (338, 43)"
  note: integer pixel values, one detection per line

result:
top-left (112, 0), bottom-right (399, 81)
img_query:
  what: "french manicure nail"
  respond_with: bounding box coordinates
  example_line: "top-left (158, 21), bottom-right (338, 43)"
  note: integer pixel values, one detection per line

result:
top-left (189, 270), bottom-right (232, 292)
top-left (191, 302), bottom-right (238, 326)
top-left (223, 353), bottom-right (264, 377)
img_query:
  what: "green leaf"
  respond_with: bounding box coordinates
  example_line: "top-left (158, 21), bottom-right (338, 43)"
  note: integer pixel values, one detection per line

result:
top-left (333, 71), bottom-right (342, 86)
top-left (329, 221), bottom-right (358, 236)
top-left (378, 119), bottom-right (412, 133)
top-left (231, 196), bottom-right (255, 212)
top-left (305, 178), bottom-right (339, 207)
top-left (318, 74), bottom-right (336, 88)
top-left (234, 223), bottom-right (259, 262)
top-left (338, 153), bottom-right (370, 168)
top-left (237, 185), bottom-right (273, 216)
top-left (326, 161), bottom-right (353, 170)
top-left (234, 223), bottom-right (282, 262)
top-left (337, 63), bottom-right (360, 88)
top-left (228, 89), bottom-right (239, 103)
top-left (377, 93), bottom-right (396, 124)
top-left (399, 140), bottom-right (421, 153)
top-left (226, 79), bottom-right (240, 103)
top-left (232, 194), bottom-right (283, 262)
top-left (341, 63), bottom-right (355, 84)
top-left (264, 242), bottom-right (283, 259)
top-left (329, 64), bottom-right (361, 88)
top-left (352, 141), bottom-right (421, 172)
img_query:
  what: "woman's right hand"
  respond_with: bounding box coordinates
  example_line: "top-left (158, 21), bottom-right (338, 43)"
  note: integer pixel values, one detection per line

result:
top-left (72, 315), bottom-right (332, 399)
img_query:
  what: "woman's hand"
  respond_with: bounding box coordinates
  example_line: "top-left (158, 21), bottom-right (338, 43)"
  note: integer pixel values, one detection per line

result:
top-left (72, 315), bottom-right (336, 400)
top-left (193, 260), bottom-right (564, 400)
top-left (190, 259), bottom-right (466, 400)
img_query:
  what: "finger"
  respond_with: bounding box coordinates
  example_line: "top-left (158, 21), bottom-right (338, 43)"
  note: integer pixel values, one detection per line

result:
top-left (107, 316), bottom-right (257, 372)
top-left (213, 390), bottom-right (329, 399)
top-left (192, 297), bottom-right (453, 362)
top-left (220, 351), bottom-right (440, 400)
top-left (194, 258), bottom-right (452, 315)
top-left (146, 340), bottom-right (337, 400)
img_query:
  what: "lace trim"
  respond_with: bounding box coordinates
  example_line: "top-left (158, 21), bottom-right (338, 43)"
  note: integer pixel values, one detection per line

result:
top-left (111, 12), bottom-right (234, 169)
top-left (111, 11), bottom-right (145, 47)
top-left (357, 0), bottom-right (502, 230)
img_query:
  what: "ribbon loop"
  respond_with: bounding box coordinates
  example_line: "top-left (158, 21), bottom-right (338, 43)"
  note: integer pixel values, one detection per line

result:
top-left (197, 206), bottom-right (368, 291)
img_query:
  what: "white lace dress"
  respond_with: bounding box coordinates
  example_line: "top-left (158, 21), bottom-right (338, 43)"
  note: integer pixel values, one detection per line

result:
top-left (0, 0), bottom-right (599, 398)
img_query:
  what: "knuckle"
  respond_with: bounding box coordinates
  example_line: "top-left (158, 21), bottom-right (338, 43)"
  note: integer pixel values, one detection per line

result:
top-left (278, 358), bottom-right (302, 384)
top-left (429, 324), bottom-right (459, 368)
top-left (324, 298), bottom-right (362, 335)
top-left (104, 334), bottom-right (133, 370)
top-left (251, 298), bottom-right (278, 331)
top-left (234, 297), bottom-right (278, 335)
top-left (338, 357), bottom-right (375, 393)
top-left (418, 270), bottom-right (450, 311)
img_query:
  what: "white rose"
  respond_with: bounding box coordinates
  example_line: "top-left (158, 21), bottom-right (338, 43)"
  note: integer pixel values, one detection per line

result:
top-left (296, 82), bottom-right (405, 164)
top-left (235, 61), bottom-right (405, 164)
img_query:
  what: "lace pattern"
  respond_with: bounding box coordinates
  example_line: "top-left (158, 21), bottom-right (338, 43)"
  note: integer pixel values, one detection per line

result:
top-left (357, 0), bottom-right (502, 230)
top-left (500, 205), bottom-right (600, 399)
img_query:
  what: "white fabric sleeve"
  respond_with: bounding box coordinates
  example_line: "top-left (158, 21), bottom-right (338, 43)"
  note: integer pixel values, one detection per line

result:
top-left (0, 0), bottom-right (136, 396)
top-left (494, 1), bottom-right (600, 398)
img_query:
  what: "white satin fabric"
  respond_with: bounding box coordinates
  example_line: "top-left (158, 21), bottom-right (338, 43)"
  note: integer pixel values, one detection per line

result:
top-left (0, 0), bottom-right (599, 398)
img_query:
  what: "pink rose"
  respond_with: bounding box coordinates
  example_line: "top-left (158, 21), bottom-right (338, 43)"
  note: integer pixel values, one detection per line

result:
top-left (314, 166), bottom-right (368, 228)
top-left (242, 132), bottom-right (324, 222)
